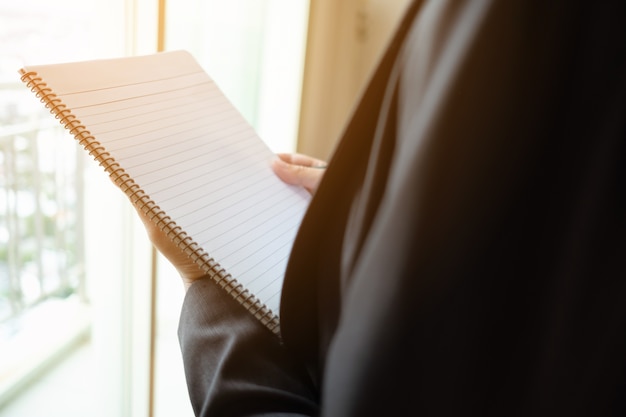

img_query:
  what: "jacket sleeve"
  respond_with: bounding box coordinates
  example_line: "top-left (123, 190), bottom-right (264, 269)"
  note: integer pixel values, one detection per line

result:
top-left (178, 278), bottom-right (319, 416)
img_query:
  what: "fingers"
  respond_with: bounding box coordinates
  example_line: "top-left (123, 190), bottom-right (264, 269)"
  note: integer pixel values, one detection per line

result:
top-left (276, 153), bottom-right (327, 169)
top-left (272, 153), bottom-right (327, 194)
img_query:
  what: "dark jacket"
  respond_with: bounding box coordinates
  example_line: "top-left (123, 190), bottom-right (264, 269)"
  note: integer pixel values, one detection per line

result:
top-left (178, 1), bottom-right (626, 415)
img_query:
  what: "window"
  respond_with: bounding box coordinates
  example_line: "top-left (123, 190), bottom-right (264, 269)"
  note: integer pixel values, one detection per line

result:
top-left (0, 87), bottom-right (88, 407)
top-left (0, 1), bottom-right (135, 414)
top-left (164, 0), bottom-right (309, 152)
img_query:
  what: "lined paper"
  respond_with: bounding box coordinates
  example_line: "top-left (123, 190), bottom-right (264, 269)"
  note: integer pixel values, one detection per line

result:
top-left (25, 51), bottom-right (310, 316)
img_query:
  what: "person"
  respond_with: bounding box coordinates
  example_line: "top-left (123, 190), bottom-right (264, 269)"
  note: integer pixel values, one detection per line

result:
top-left (134, 0), bottom-right (626, 415)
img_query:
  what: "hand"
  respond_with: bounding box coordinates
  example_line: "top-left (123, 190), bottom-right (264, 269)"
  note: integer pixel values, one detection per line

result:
top-left (271, 153), bottom-right (327, 195)
top-left (132, 203), bottom-right (207, 290)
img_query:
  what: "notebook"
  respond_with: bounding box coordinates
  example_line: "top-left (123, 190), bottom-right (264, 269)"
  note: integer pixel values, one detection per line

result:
top-left (19, 50), bottom-right (311, 335)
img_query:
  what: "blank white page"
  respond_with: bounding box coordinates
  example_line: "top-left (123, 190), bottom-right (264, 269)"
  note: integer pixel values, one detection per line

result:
top-left (24, 51), bottom-right (311, 317)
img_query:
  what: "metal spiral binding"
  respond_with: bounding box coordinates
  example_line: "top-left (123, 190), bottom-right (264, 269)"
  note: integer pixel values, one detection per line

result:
top-left (19, 70), bottom-right (281, 336)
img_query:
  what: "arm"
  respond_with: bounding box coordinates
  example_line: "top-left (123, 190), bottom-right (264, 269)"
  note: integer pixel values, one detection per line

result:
top-left (178, 279), bottom-right (318, 416)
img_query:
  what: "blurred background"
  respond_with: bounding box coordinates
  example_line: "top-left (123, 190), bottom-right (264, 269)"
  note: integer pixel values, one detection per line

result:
top-left (0, 0), bottom-right (408, 415)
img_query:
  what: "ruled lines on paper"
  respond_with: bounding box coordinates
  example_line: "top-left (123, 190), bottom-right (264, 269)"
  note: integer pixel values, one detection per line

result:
top-left (58, 61), bottom-right (310, 315)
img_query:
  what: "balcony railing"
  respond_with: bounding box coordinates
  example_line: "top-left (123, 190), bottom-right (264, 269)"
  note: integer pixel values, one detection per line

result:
top-left (0, 81), bottom-right (86, 327)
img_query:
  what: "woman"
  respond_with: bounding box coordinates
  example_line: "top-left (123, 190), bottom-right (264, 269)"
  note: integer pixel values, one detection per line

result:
top-left (136, 1), bottom-right (626, 415)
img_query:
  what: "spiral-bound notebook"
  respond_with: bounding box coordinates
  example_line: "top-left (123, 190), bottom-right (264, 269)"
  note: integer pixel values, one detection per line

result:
top-left (19, 50), bottom-right (311, 335)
